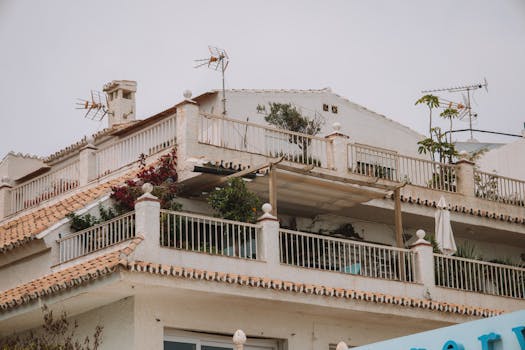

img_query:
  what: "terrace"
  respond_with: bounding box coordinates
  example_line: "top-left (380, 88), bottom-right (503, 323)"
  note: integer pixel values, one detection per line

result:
top-left (55, 190), bottom-right (524, 314)
top-left (2, 103), bottom-right (524, 221)
top-left (2, 101), bottom-right (525, 313)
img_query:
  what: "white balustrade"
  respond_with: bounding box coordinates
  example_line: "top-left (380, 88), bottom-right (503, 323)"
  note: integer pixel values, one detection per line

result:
top-left (160, 210), bottom-right (261, 260)
top-left (434, 254), bottom-right (525, 299)
top-left (397, 155), bottom-right (457, 192)
top-left (199, 113), bottom-right (330, 168)
top-left (10, 161), bottom-right (80, 214)
top-left (347, 144), bottom-right (398, 181)
top-left (347, 144), bottom-right (458, 192)
top-left (58, 211), bottom-right (136, 263)
top-left (96, 115), bottom-right (176, 177)
top-left (279, 229), bottom-right (416, 283)
top-left (474, 170), bottom-right (525, 207)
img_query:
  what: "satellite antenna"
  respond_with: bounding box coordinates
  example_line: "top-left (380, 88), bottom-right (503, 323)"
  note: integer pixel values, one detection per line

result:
top-left (194, 46), bottom-right (230, 116)
top-left (76, 90), bottom-right (110, 121)
top-left (422, 78), bottom-right (488, 140)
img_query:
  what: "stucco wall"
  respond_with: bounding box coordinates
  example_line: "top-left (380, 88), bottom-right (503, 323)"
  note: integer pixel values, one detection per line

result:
top-left (132, 292), bottom-right (452, 350)
top-left (477, 137), bottom-right (525, 180)
top-left (73, 297), bottom-right (135, 350)
top-left (0, 297), bottom-right (134, 350)
top-left (198, 90), bottom-right (426, 159)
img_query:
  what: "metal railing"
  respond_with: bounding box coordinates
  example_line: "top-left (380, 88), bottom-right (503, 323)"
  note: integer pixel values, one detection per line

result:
top-left (160, 210), bottom-right (261, 260)
top-left (96, 115), bottom-right (176, 177)
top-left (279, 229), bottom-right (416, 282)
top-left (434, 254), bottom-right (525, 299)
top-left (347, 143), bottom-right (458, 192)
top-left (58, 211), bottom-right (136, 263)
top-left (199, 113), bottom-right (330, 168)
top-left (474, 170), bottom-right (525, 207)
top-left (10, 161), bottom-right (80, 214)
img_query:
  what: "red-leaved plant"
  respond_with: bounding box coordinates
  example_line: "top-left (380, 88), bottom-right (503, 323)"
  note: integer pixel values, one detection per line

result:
top-left (111, 148), bottom-right (181, 212)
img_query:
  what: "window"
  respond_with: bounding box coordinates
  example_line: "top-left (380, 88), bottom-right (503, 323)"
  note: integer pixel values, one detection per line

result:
top-left (323, 103), bottom-right (329, 112)
top-left (123, 91), bottom-right (132, 99)
top-left (331, 105), bottom-right (338, 114)
top-left (164, 330), bottom-right (279, 350)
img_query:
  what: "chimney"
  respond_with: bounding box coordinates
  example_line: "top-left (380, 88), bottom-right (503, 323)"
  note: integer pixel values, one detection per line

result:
top-left (103, 80), bottom-right (137, 128)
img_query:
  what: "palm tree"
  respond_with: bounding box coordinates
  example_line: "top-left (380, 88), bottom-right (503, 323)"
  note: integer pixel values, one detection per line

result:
top-left (415, 95), bottom-right (440, 140)
top-left (439, 108), bottom-right (459, 145)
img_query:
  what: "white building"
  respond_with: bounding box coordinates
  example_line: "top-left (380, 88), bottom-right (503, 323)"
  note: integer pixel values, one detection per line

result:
top-left (0, 81), bottom-right (524, 350)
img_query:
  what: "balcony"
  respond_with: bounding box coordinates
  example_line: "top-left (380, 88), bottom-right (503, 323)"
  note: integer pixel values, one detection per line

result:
top-left (56, 198), bottom-right (525, 313)
top-left (2, 105), bottom-right (525, 223)
top-left (1, 114), bottom-right (176, 219)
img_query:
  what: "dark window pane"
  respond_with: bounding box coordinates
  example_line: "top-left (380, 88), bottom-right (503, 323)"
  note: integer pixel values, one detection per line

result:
top-left (202, 346), bottom-right (232, 350)
top-left (164, 341), bottom-right (196, 350)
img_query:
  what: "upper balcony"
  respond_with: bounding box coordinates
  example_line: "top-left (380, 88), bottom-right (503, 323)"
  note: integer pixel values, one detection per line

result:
top-left (1, 100), bottom-right (524, 224)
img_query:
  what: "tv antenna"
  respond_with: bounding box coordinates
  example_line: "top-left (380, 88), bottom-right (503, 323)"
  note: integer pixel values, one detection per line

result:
top-left (75, 90), bottom-right (110, 121)
top-left (422, 78), bottom-right (488, 140)
top-left (194, 46), bottom-right (229, 116)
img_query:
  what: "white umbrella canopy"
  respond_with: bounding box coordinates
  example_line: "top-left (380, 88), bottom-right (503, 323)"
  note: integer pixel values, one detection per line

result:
top-left (435, 196), bottom-right (457, 255)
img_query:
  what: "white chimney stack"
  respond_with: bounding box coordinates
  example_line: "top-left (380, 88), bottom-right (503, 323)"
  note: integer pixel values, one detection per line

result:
top-left (103, 80), bottom-right (137, 128)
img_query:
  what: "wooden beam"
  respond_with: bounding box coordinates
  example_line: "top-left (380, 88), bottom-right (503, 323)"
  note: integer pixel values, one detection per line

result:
top-left (394, 188), bottom-right (403, 248)
top-left (269, 165), bottom-right (277, 216)
top-left (275, 163), bottom-right (404, 191)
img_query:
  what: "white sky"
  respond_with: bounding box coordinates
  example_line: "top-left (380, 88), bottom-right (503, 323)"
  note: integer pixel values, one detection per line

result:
top-left (1, 0), bottom-right (524, 158)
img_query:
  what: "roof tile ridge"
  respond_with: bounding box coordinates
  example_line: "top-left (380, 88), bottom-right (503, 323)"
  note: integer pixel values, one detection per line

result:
top-left (0, 249), bottom-right (128, 310)
top-left (0, 167), bottom-right (142, 252)
top-left (119, 235), bottom-right (144, 261)
top-left (124, 261), bottom-right (505, 318)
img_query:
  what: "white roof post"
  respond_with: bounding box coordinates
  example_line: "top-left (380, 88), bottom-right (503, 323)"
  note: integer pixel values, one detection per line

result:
top-left (257, 203), bottom-right (279, 264)
top-left (0, 176), bottom-right (12, 220)
top-left (79, 136), bottom-right (98, 186)
top-left (134, 183), bottom-right (160, 260)
top-left (325, 122), bottom-right (350, 176)
top-left (410, 229), bottom-right (435, 294)
top-left (176, 90), bottom-right (200, 163)
top-left (455, 150), bottom-right (475, 197)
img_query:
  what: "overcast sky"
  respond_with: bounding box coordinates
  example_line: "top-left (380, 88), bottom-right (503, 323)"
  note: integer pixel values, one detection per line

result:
top-left (1, 0), bottom-right (524, 158)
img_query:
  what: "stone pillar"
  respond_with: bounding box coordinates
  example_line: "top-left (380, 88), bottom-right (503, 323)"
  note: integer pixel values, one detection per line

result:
top-left (410, 229), bottom-right (435, 293)
top-left (134, 183), bottom-right (161, 259)
top-left (79, 138), bottom-right (98, 186)
top-left (256, 203), bottom-right (280, 264)
top-left (0, 177), bottom-right (12, 220)
top-left (325, 122), bottom-right (349, 176)
top-left (233, 330), bottom-right (247, 350)
top-left (176, 93), bottom-right (200, 162)
top-left (455, 151), bottom-right (475, 197)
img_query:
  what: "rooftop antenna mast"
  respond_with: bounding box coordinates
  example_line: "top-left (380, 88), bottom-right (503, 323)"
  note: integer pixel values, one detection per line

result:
top-left (194, 46), bottom-right (230, 116)
top-left (75, 90), bottom-right (110, 121)
top-left (422, 78), bottom-right (488, 140)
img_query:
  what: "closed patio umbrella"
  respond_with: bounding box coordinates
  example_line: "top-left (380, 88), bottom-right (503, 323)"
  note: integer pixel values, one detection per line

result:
top-left (435, 196), bottom-right (457, 255)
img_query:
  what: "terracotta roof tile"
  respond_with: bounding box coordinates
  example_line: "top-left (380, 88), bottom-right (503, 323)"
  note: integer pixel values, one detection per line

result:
top-left (391, 194), bottom-right (525, 225)
top-left (0, 248), bottom-right (505, 317)
top-left (0, 173), bottom-right (136, 253)
top-left (0, 237), bottom-right (141, 310)
top-left (124, 261), bottom-right (504, 318)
